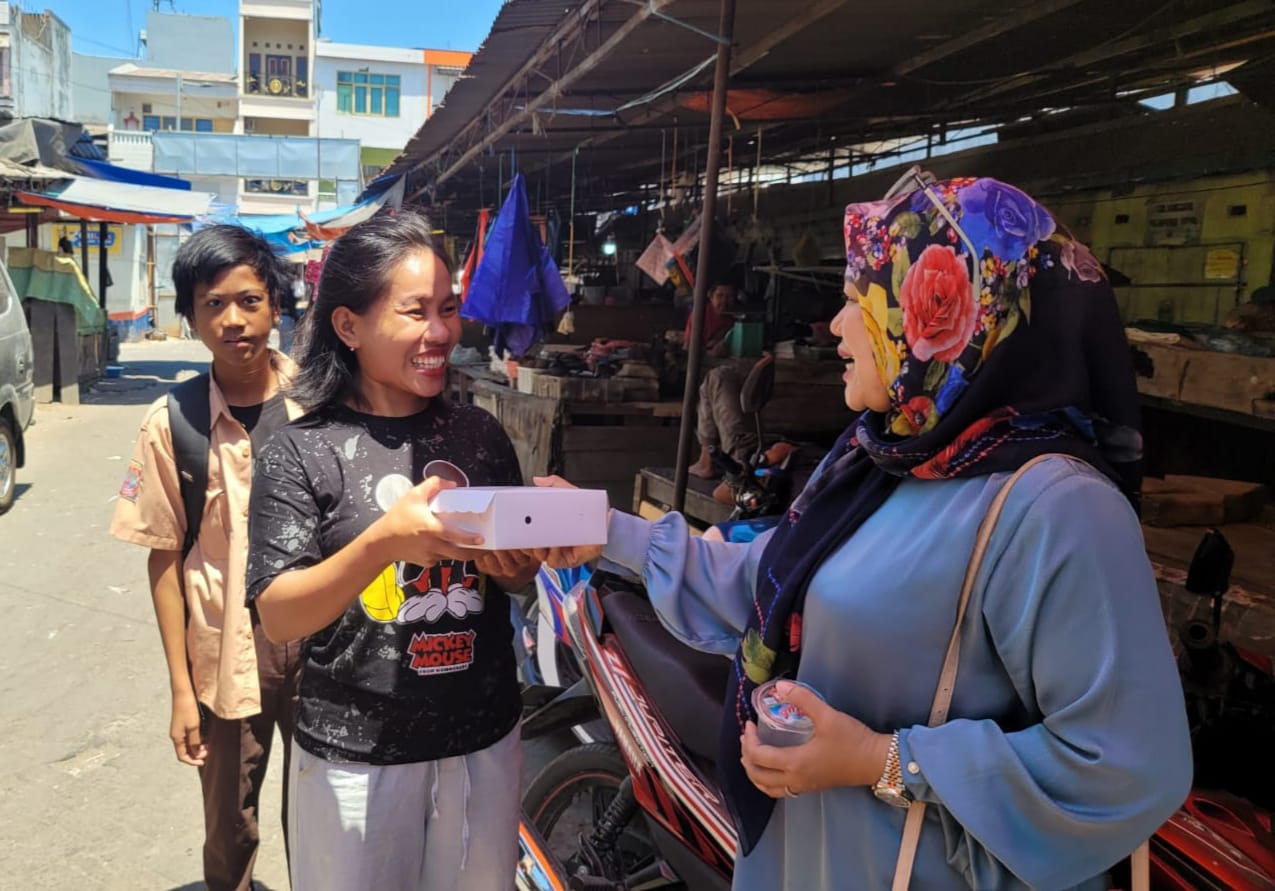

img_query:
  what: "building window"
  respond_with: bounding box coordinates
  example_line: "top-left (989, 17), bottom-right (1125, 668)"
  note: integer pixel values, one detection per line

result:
top-left (143, 115), bottom-right (214, 132)
top-left (246, 54), bottom-right (306, 96)
top-left (431, 65), bottom-right (464, 112)
top-left (244, 179), bottom-right (309, 196)
top-left (248, 54), bottom-right (262, 93)
top-left (336, 71), bottom-right (400, 117)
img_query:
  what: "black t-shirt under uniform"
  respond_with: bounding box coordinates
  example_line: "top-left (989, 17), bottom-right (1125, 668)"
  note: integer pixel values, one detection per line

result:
top-left (229, 392), bottom-right (289, 454)
top-left (246, 398), bottom-right (524, 765)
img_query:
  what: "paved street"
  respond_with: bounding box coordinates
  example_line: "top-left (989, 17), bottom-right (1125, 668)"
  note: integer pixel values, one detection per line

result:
top-left (0, 338), bottom-right (565, 890)
top-left (0, 338), bottom-right (289, 890)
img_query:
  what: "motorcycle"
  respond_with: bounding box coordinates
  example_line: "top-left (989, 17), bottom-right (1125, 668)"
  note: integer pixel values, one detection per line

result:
top-left (1176, 529), bottom-right (1275, 814)
top-left (708, 352), bottom-right (825, 530)
top-left (517, 536), bottom-right (1275, 890)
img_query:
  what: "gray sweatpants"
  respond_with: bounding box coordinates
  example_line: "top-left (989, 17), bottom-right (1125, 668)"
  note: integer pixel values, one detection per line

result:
top-left (287, 724), bottom-right (522, 891)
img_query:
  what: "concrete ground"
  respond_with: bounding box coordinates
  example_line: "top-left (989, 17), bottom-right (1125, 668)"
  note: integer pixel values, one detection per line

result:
top-left (0, 338), bottom-right (565, 890)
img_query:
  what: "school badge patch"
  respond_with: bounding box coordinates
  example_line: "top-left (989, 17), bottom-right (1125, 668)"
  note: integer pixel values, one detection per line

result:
top-left (120, 459), bottom-right (143, 502)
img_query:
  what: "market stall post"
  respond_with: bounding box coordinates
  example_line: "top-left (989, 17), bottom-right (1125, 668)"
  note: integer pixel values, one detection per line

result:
top-left (79, 219), bottom-right (89, 278)
top-left (98, 222), bottom-right (109, 310)
top-left (673, 0), bottom-right (738, 514)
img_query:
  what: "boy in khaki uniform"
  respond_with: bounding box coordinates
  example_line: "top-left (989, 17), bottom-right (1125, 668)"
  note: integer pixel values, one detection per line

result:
top-left (112, 226), bottom-right (304, 891)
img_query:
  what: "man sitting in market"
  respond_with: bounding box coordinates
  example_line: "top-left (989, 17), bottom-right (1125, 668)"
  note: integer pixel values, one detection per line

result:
top-left (1228, 278), bottom-right (1275, 333)
top-left (684, 281), bottom-right (760, 479)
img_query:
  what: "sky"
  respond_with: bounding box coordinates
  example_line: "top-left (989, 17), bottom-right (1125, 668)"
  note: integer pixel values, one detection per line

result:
top-left (41, 0), bottom-right (505, 59)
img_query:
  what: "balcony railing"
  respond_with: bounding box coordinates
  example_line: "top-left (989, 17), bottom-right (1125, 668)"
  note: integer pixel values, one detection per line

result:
top-left (245, 74), bottom-right (308, 98)
top-left (108, 129), bottom-right (155, 171)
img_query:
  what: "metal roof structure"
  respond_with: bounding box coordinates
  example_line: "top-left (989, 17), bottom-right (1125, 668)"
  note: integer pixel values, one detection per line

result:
top-left (383, 0), bottom-right (1275, 221)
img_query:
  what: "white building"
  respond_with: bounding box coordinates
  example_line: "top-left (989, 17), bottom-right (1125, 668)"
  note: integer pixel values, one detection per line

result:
top-left (0, 2), bottom-right (72, 119)
top-left (314, 42), bottom-right (471, 180)
top-left (108, 65), bottom-right (241, 207)
top-left (239, 0), bottom-right (319, 212)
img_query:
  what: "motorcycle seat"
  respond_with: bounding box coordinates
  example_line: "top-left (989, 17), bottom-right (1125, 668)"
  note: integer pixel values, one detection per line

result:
top-left (604, 590), bottom-right (732, 766)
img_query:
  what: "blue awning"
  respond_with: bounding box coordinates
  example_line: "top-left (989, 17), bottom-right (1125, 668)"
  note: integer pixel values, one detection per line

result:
top-left (72, 157), bottom-right (193, 191)
top-left (226, 178), bottom-right (405, 254)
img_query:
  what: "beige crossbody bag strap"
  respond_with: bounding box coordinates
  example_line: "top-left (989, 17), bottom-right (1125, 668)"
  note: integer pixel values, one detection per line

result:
top-left (889, 454), bottom-right (1149, 891)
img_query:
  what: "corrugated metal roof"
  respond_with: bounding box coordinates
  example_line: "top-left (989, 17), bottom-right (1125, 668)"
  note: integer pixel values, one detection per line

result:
top-left (382, 0), bottom-right (1275, 218)
top-left (108, 62), bottom-right (239, 83)
top-left (0, 158), bottom-right (73, 186)
top-left (384, 0), bottom-right (591, 179)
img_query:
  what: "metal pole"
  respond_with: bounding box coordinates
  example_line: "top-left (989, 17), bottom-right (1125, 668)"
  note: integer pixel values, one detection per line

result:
top-left (176, 73), bottom-right (182, 130)
top-left (567, 146), bottom-right (578, 289)
top-left (672, 0), bottom-right (736, 514)
top-left (98, 222), bottom-right (110, 310)
top-left (79, 219), bottom-right (89, 275)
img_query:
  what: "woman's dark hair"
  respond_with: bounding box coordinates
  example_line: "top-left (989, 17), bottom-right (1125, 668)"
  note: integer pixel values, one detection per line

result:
top-left (289, 208), bottom-right (454, 412)
top-left (172, 224), bottom-right (286, 322)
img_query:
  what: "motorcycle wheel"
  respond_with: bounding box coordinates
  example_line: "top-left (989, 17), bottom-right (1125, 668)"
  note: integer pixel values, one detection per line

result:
top-left (523, 743), bottom-right (673, 887)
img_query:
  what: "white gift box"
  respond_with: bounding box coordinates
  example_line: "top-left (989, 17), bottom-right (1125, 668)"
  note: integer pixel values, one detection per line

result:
top-left (428, 486), bottom-right (609, 550)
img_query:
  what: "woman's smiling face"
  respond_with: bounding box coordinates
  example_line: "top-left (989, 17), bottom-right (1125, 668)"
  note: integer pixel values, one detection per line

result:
top-left (830, 280), bottom-right (891, 413)
top-left (337, 249), bottom-right (460, 416)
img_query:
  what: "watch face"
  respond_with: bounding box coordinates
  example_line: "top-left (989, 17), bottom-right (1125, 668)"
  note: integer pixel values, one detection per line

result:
top-left (873, 786), bottom-right (913, 809)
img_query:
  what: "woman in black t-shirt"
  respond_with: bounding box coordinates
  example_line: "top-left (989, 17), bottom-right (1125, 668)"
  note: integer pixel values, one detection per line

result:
top-left (246, 210), bottom-right (538, 891)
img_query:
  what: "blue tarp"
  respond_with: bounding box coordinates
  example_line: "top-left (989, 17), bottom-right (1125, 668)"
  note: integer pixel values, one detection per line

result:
top-left (72, 157), bottom-right (193, 191)
top-left (462, 174), bottom-right (571, 358)
top-left (220, 177), bottom-right (405, 254)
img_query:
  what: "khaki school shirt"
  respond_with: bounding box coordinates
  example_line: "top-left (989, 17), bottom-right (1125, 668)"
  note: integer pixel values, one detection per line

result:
top-left (110, 355), bottom-right (301, 720)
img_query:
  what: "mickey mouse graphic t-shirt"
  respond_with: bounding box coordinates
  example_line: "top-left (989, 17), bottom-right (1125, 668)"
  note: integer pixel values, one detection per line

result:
top-left (246, 399), bottom-right (524, 764)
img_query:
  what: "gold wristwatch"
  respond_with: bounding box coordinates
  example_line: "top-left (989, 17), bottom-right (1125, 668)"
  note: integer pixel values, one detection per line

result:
top-left (872, 731), bottom-right (913, 808)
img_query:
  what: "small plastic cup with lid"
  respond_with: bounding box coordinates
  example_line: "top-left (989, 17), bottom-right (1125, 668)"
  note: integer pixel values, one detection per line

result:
top-left (751, 679), bottom-right (822, 748)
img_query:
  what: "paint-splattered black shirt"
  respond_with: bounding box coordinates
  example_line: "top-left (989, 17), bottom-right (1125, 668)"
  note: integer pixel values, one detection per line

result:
top-left (246, 399), bottom-right (523, 764)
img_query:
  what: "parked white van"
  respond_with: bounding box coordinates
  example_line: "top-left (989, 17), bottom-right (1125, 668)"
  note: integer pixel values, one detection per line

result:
top-left (0, 258), bottom-right (35, 515)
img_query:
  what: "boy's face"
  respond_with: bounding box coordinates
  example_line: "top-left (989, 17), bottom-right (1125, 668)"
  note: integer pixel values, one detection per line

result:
top-left (191, 264), bottom-right (278, 371)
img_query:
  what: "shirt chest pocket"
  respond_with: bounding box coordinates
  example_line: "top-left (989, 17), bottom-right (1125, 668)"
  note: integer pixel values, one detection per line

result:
top-left (197, 485), bottom-right (232, 561)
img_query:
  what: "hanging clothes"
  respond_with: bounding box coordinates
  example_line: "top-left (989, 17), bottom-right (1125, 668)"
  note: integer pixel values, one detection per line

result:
top-left (459, 208), bottom-right (492, 302)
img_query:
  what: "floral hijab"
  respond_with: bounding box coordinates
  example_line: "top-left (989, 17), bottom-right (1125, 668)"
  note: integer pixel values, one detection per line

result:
top-left (720, 172), bottom-right (1144, 854)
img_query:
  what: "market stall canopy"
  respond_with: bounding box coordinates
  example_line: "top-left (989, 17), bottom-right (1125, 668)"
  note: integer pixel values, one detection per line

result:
top-left (16, 177), bottom-right (216, 224)
top-left (0, 157), bottom-right (71, 188)
top-left (229, 176), bottom-right (405, 254)
top-left (0, 159), bottom-right (72, 235)
top-left (70, 157), bottom-right (193, 191)
top-left (5, 247), bottom-right (108, 335)
top-left (382, 0), bottom-right (1275, 218)
top-left (0, 117), bottom-right (85, 169)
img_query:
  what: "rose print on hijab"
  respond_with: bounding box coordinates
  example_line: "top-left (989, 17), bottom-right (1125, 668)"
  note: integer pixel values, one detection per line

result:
top-left (1059, 237), bottom-right (1105, 283)
top-left (898, 245), bottom-right (978, 364)
top-left (957, 179), bottom-right (1056, 260)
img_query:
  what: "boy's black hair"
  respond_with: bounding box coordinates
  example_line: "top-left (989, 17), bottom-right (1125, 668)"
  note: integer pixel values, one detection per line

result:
top-left (172, 225), bottom-right (286, 323)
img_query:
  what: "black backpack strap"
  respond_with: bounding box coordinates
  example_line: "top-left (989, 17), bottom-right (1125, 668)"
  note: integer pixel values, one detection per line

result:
top-left (167, 372), bottom-right (212, 559)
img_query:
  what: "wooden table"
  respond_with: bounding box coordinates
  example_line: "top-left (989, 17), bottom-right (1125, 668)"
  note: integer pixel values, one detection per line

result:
top-left (632, 466), bottom-right (732, 530)
top-left (1132, 341), bottom-right (1275, 429)
top-left (450, 366), bottom-right (683, 509)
